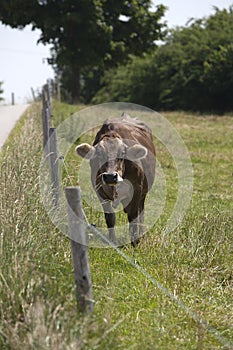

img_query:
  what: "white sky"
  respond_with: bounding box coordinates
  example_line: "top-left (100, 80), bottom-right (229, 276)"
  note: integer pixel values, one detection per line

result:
top-left (0, 0), bottom-right (232, 104)
top-left (0, 26), bottom-right (53, 104)
top-left (157, 0), bottom-right (233, 27)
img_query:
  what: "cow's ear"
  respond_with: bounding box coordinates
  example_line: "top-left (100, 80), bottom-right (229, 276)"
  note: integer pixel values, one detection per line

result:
top-left (75, 143), bottom-right (95, 159)
top-left (126, 144), bottom-right (148, 161)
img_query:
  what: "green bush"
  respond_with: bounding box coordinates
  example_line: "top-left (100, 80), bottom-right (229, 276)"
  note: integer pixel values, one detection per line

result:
top-left (93, 7), bottom-right (233, 113)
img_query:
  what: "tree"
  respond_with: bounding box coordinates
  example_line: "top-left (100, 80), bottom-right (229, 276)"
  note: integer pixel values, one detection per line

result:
top-left (0, 0), bottom-right (166, 103)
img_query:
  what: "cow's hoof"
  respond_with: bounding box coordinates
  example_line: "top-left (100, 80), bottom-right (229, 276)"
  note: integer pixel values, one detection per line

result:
top-left (131, 238), bottom-right (140, 247)
top-left (109, 236), bottom-right (118, 246)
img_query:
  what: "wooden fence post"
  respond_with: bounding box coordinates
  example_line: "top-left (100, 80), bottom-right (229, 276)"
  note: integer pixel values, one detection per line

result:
top-left (56, 75), bottom-right (61, 102)
top-left (47, 79), bottom-right (53, 113)
top-left (11, 92), bottom-right (15, 105)
top-left (49, 127), bottom-right (60, 208)
top-left (42, 91), bottom-right (50, 156)
top-left (31, 87), bottom-right (36, 102)
top-left (65, 187), bottom-right (94, 314)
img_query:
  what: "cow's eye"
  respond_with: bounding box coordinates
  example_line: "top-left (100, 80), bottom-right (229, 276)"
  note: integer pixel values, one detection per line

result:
top-left (96, 148), bottom-right (103, 158)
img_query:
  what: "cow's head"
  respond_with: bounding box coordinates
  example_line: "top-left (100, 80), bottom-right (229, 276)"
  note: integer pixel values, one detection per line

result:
top-left (76, 134), bottom-right (147, 186)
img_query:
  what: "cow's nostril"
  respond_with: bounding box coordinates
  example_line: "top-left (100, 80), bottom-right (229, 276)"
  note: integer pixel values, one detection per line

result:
top-left (102, 173), bottom-right (107, 183)
top-left (102, 172), bottom-right (118, 185)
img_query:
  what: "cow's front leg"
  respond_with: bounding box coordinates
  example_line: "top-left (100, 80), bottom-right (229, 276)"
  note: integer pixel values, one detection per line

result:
top-left (102, 202), bottom-right (117, 244)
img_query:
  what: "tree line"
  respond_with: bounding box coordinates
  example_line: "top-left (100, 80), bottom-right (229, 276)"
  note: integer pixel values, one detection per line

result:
top-left (0, 2), bottom-right (232, 113)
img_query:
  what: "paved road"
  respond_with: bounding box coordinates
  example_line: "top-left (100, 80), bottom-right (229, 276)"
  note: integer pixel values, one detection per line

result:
top-left (0, 105), bottom-right (29, 150)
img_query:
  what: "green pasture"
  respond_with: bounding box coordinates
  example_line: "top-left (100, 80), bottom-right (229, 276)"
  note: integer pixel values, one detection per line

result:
top-left (0, 101), bottom-right (232, 349)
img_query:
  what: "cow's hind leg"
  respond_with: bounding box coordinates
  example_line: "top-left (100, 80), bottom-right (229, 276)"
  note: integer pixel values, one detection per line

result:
top-left (126, 207), bottom-right (141, 246)
top-left (129, 219), bottom-right (140, 246)
top-left (126, 194), bottom-right (146, 246)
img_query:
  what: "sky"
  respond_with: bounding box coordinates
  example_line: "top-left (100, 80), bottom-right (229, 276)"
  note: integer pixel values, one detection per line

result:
top-left (0, 0), bottom-right (232, 104)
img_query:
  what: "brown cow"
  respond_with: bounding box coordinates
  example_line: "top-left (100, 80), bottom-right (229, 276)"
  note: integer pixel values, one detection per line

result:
top-left (76, 113), bottom-right (156, 246)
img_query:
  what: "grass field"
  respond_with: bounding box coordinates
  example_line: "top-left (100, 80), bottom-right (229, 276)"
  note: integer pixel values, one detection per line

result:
top-left (0, 101), bottom-right (232, 349)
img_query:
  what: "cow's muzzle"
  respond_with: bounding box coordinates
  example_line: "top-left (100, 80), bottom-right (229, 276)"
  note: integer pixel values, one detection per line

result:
top-left (102, 172), bottom-right (123, 185)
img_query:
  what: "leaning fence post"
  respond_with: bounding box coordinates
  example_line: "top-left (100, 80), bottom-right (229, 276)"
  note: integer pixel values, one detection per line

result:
top-left (65, 187), bottom-right (94, 314)
top-left (49, 127), bottom-right (60, 208)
